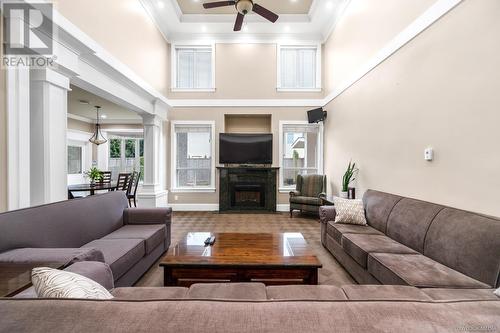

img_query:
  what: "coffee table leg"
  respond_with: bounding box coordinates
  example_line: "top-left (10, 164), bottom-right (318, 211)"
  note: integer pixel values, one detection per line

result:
top-left (306, 269), bottom-right (318, 285)
top-left (164, 267), bottom-right (176, 286)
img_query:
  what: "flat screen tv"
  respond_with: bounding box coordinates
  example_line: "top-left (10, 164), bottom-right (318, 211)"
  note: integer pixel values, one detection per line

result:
top-left (219, 133), bottom-right (272, 165)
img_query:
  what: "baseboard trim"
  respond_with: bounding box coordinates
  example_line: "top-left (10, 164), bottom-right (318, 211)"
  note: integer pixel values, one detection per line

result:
top-left (169, 203), bottom-right (291, 212)
top-left (169, 204), bottom-right (219, 211)
top-left (276, 204), bottom-right (290, 212)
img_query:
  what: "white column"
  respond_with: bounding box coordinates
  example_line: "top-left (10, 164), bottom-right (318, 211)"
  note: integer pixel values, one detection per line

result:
top-left (138, 114), bottom-right (168, 208)
top-left (30, 68), bottom-right (71, 205)
top-left (6, 65), bottom-right (31, 210)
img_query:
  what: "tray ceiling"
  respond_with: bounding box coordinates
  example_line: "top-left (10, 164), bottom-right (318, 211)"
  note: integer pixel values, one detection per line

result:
top-left (177, 0), bottom-right (314, 15)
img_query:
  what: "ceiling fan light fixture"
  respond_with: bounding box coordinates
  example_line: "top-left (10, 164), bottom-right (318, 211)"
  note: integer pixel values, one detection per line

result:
top-left (236, 0), bottom-right (253, 15)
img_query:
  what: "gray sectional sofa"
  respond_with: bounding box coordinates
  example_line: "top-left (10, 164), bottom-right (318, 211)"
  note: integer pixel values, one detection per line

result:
top-left (0, 192), bottom-right (171, 287)
top-left (2, 263), bottom-right (499, 333)
top-left (320, 189), bottom-right (500, 289)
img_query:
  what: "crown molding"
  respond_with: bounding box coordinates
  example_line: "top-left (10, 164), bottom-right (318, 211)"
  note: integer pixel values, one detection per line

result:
top-left (140, 0), bottom-right (349, 43)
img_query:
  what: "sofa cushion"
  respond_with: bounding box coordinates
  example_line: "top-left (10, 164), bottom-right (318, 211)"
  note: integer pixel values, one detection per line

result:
top-left (0, 248), bottom-right (104, 265)
top-left (266, 285), bottom-right (346, 300)
top-left (368, 253), bottom-right (490, 289)
top-left (363, 190), bottom-right (403, 233)
top-left (386, 198), bottom-right (444, 253)
top-left (326, 222), bottom-right (383, 244)
top-left (112, 287), bottom-right (188, 300)
top-left (186, 283), bottom-right (267, 300)
top-left (421, 288), bottom-right (499, 301)
top-left (81, 239), bottom-right (145, 280)
top-left (424, 208), bottom-right (500, 288)
top-left (342, 285), bottom-right (432, 301)
top-left (341, 234), bottom-right (418, 268)
top-left (289, 196), bottom-right (322, 206)
top-left (102, 225), bottom-right (165, 254)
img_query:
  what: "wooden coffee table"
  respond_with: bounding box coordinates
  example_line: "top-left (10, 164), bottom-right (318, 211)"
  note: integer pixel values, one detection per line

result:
top-left (160, 232), bottom-right (322, 286)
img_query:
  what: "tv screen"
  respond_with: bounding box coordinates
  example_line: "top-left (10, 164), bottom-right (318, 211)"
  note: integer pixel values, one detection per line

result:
top-left (219, 133), bottom-right (272, 164)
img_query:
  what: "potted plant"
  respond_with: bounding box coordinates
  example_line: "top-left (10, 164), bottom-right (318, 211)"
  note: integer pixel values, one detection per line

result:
top-left (341, 161), bottom-right (358, 199)
top-left (84, 167), bottom-right (103, 185)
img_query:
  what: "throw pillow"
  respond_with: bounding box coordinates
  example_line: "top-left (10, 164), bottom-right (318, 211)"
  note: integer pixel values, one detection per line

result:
top-left (333, 197), bottom-right (367, 225)
top-left (495, 288), bottom-right (500, 297)
top-left (32, 267), bottom-right (113, 299)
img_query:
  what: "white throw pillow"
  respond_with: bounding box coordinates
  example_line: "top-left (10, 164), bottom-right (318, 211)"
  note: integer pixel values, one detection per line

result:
top-left (333, 197), bottom-right (368, 226)
top-left (495, 288), bottom-right (500, 297)
top-left (32, 267), bottom-right (113, 299)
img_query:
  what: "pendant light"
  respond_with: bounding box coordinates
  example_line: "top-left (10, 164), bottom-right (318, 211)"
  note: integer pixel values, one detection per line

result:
top-left (89, 106), bottom-right (107, 145)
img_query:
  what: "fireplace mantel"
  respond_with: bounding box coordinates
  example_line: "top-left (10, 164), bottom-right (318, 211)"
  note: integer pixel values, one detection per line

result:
top-left (217, 166), bottom-right (278, 213)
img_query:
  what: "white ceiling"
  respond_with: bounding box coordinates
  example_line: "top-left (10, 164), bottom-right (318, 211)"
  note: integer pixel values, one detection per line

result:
top-left (68, 86), bottom-right (143, 124)
top-left (140, 0), bottom-right (350, 42)
top-left (177, 0), bottom-right (314, 15)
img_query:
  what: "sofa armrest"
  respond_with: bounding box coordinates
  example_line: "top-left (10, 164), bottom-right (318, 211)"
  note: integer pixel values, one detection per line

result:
top-left (319, 206), bottom-right (336, 224)
top-left (318, 192), bottom-right (327, 199)
top-left (289, 191), bottom-right (301, 197)
top-left (123, 208), bottom-right (172, 226)
top-left (65, 261), bottom-right (115, 290)
top-left (0, 248), bottom-right (105, 266)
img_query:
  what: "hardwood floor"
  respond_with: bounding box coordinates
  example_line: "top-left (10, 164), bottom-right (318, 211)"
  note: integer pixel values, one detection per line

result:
top-left (136, 211), bottom-right (355, 287)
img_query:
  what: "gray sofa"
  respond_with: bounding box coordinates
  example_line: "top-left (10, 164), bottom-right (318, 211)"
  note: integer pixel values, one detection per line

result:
top-left (320, 189), bottom-right (500, 289)
top-left (2, 264), bottom-right (499, 333)
top-left (0, 192), bottom-right (171, 287)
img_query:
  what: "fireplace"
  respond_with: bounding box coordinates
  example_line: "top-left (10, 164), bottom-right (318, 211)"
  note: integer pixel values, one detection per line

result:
top-left (218, 167), bottom-right (278, 212)
top-left (232, 184), bottom-right (265, 208)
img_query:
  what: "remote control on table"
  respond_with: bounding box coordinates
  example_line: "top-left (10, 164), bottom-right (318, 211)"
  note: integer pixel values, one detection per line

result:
top-left (204, 237), bottom-right (211, 246)
top-left (208, 236), bottom-right (216, 245)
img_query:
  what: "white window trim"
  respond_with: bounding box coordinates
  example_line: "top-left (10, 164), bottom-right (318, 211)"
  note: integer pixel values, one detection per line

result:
top-left (276, 43), bottom-right (322, 92)
top-left (278, 120), bottom-right (324, 193)
top-left (171, 42), bottom-right (216, 92)
top-left (170, 120), bottom-right (216, 193)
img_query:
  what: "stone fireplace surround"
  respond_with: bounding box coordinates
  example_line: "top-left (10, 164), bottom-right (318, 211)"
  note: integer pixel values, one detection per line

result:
top-left (218, 166), bottom-right (278, 213)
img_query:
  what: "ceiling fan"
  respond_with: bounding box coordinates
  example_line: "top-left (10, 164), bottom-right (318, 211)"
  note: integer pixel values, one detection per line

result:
top-left (202, 0), bottom-right (279, 31)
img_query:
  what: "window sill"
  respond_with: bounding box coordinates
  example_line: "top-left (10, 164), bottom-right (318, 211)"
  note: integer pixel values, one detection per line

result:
top-left (276, 88), bottom-right (322, 93)
top-left (279, 187), bottom-right (295, 193)
top-left (171, 88), bottom-right (216, 93)
top-left (170, 188), bottom-right (216, 193)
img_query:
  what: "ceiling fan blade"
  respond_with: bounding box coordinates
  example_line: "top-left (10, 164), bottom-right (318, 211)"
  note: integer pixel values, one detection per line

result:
top-left (203, 1), bottom-right (235, 9)
top-left (234, 13), bottom-right (244, 31)
top-left (252, 3), bottom-right (279, 23)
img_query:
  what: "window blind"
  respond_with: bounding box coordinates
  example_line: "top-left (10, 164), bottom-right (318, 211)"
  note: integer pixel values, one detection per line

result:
top-left (280, 47), bottom-right (316, 89)
top-left (176, 47), bottom-right (212, 89)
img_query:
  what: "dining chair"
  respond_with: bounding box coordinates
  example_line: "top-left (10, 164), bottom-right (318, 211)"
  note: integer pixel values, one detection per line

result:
top-left (126, 171), bottom-right (141, 207)
top-left (99, 171), bottom-right (112, 185)
top-left (116, 173), bottom-right (132, 192)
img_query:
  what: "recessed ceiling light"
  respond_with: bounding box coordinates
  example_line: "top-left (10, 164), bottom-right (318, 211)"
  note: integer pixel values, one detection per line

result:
top-left (284, 26), bottom-right (291, 32)
top-left (326, 1), bottom-right (334, 10)
top-left (201, 25), bottom-right (207, 32)
top-left (100, 114), bottom-right (107, 119)
top-left (157, 1), bottom-right (165, 9)
top-left (79, 100), bottom-right (90, 105)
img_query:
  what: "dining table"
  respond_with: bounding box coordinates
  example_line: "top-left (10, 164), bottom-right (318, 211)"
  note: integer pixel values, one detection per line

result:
top-left (67, 182), bottom-right (117, 199)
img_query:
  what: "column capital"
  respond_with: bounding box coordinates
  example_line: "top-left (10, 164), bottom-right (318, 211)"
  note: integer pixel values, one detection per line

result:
top-left (30, 68), bottom-right (71, 91)
top-left (142, 114), bottom-right (163, 127)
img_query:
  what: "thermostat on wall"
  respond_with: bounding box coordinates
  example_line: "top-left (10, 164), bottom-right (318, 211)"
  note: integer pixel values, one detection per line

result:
top-left (424, 148), bottom-right (434, 161)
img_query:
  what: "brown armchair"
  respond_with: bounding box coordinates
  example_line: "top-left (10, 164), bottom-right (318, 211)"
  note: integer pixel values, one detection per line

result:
top-left (289, 174), bottom-right (327, 217)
